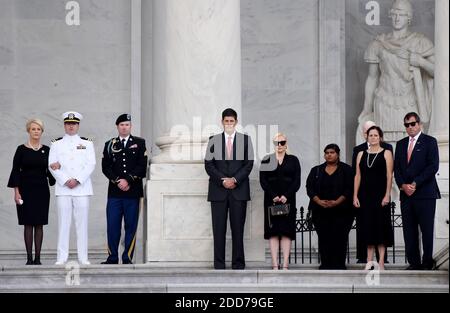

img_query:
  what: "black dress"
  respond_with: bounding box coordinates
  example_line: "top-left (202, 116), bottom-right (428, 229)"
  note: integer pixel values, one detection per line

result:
top-left (358, 150), bottom-right (394, 247)
top-left (7, 145), bottom-right (55, 225)
top-left (259, 154), bottom-right (301, 240)
top-left (306, 162), bottom-right (354, 269)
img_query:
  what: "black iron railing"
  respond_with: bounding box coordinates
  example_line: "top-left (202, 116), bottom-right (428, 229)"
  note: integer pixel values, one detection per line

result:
top-left (281, 202), bottom-right (405, 265)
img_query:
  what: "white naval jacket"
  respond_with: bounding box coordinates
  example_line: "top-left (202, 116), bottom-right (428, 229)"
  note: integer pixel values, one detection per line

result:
top-left (48, 134), bottom-right (96, 196)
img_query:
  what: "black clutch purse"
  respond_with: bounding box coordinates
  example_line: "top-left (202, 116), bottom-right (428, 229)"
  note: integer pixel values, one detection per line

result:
top-left (268, 203), bottom-right (290, 228)
top-left (269, 203), bottom-right (290, 216)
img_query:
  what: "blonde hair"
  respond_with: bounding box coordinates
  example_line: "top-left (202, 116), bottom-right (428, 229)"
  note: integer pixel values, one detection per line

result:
top-left (26, 119), bottom-right (44, 132)
top-left (273, 132), bottom-right (286, 140)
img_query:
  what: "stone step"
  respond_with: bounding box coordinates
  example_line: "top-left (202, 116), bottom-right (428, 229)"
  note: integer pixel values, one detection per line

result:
top-left (0, 283), bottom-right (447, 293)
top-left (0, 265), bottom-right (447, 291)
top-left (167, 283), bottom-right (448, 293)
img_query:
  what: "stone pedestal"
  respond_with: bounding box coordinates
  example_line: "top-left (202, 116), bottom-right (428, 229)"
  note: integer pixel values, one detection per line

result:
top-left (145, 164), bottom-right (265, 266)
top-left (145, 165), bottom-right (264, 265)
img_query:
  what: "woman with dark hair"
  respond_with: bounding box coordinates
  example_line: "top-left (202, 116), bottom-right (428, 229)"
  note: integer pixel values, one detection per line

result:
top-left (306, 144), bottom-right (354, 269)
top-left (354, 126), bottom-right (394, 270)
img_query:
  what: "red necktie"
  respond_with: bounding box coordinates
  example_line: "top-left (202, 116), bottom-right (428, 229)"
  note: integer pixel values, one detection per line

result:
top-left (227, 136), bottom-right (233, 160)
top-left (407, 137), bottom-right (415, 163)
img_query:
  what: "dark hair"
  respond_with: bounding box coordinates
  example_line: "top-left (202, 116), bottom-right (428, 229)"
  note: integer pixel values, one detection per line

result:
top-left (324, 143), bottom-right (340, 155)
top-left (367, 125), bottom-right (384, 139)
top-left (404, 112), bottom-right (421, 123)
top-left (222, 108), bottom-right (238, 120)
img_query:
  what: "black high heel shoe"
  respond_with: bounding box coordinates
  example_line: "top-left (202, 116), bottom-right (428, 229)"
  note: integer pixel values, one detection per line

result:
top-left (26, 255), bottom-right (33, 265)
top-left (33, 256), bottom-right (42, 265)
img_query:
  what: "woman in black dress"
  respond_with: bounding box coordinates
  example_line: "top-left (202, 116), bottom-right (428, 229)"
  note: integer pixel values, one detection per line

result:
top-left (354, 126), bottom-right (394, 271)
top-left (260, 133), bottom-right (301, 270)
top-left (306, 144), bottom-right (354, 269)
top-left (8, 119), bottom-right (55, 265)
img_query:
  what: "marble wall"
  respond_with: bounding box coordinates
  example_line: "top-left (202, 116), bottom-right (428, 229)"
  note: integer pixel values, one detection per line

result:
top-left (0, 0), bottom-right (132, 260)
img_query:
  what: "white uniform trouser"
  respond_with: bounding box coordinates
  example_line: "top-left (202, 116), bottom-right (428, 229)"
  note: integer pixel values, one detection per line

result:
top-left (56, 196), bottom-right (89, 263)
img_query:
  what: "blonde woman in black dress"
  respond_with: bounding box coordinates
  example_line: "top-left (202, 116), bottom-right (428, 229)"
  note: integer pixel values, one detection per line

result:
top-left (354, 126), bottom-right (394, 270)
top-left (260, 133), bottom-right (301, 270)
top-left (8, 119), bottom-right (55, 265)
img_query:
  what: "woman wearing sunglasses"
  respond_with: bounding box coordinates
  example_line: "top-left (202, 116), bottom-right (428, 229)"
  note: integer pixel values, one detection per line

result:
top-left (306, 144), bottom-right (354, 269)
top-left (259, 133), bottom-right (300, 270)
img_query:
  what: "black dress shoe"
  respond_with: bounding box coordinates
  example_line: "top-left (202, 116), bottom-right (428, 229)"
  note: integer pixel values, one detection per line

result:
top-left (33, 257), bottom-right (42, 265)
top-left (405, 265), bottom-right (421, 270)
top-left (26, 254), bottom-right (33, 265)
top-left (422, 261), bottom-right (436, 270)
top-left (356, 259), bottom-right (366, 264)
top-left (122, 259), bottom-right (133, 264)
top-left (101, 259), bottom-right (118, 264)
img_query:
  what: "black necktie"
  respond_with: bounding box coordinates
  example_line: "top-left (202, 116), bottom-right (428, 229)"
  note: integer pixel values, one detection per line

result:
top-left (121, 138), bottom-right (126, 149)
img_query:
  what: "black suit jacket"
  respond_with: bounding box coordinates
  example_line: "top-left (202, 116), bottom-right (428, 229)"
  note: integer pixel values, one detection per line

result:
top-left (102, 135), bottom-right (148, 198)
top-left (205, 132), bottom-right (254, 202)
top-left (394, 133), bottom-right (440, 200)
top-left (352, 141), bottom-right (393, 172)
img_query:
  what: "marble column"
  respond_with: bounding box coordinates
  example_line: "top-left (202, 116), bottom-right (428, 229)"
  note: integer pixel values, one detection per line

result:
top-left (144, 0), bottom-right (264, 265)
top-left (431, 0), bottom-right (449, 250)
top-left (318, 0), bottom-right (346, 161)
top-left (152, 0), bottom-right (242, 164)
top-left (430, 0), bottom-right (449, 161)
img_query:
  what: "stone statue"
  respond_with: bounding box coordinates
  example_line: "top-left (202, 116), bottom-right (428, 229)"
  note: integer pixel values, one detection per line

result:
top-left (358, 0), bottom-right (435, 143)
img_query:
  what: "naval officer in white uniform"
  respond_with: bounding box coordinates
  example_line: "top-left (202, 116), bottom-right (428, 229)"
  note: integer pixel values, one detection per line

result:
top-left (49, 111), bottom-right (96, 265)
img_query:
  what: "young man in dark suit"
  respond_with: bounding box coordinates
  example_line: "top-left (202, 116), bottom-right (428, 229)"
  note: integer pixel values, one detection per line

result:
top-left (352, 121), bottom-right (393, 264)
top-left (394, 112), bottom-right (440, 270)
top-left (205, 108), bottom-right (254, 269)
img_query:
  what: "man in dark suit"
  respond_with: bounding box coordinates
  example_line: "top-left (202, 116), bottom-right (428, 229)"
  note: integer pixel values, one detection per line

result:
top-left (352, 120), bottom-right (393, 264)
top-left (394, 112), bottom-right (440, 270)
top-left (101, 114), bottom-right (148, 264)
top-left (205, 108), bottom-right (254, 269)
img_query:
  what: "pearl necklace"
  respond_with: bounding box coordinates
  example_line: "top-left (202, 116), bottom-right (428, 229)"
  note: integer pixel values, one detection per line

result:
top-left (28, 141), bottom-right (41, 151)
top-left (366, 150), bottom-right (381, 168)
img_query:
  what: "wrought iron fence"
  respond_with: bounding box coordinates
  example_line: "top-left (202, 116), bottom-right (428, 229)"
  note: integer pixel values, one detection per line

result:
top-left (282, 202), bottom-right (405, 265)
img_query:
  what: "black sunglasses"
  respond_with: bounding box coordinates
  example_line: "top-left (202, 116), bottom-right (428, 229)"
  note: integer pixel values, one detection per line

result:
top-left (404, 121), bottom-right (418, 128)
top-left (273, 140), bottom-right (287, 146)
